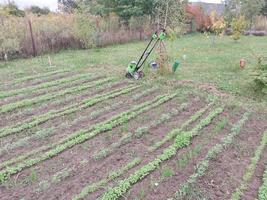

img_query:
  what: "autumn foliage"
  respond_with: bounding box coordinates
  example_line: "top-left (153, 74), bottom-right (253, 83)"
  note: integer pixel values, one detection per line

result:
top-left (186, 4), bottom-right (212, 32)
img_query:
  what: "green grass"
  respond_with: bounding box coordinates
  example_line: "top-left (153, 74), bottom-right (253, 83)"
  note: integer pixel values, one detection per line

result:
top-left (1, 34), bottom-right (266, 103)
top-left (161, 166), bottom-right (174, 178)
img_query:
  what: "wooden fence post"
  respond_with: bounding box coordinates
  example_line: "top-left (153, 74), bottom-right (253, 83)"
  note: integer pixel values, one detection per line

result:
top-left (28, 20), bottom-right (37, 57)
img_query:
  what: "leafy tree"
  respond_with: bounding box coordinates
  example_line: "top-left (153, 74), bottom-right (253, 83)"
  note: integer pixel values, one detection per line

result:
top-left (79, 0), bottom-right (187, 24)
top-left (142, 0), bottom-right (188, 31)
top-left (209, 11), bottom-right (226, 45)
top-left (231, 15), bottom-right (246, 41)
top-left (0, 2), bottom-right (25, 17)
top-left (58, 0), bottom-right (79, 13)
top-left (28, 6), bottom-right (50, 16)
top-left (93, 0), bottom-right (145, 22)
top-left (224, 0), bottom-right (264, 28)
top-left (241, 0), bottom-right (265, 30)
top-left (261, 0), bottom-right (267, 16)
top-left (223, 0), bottom-right (241, 22)
top-left (0, 18), bottom-right (22, 60)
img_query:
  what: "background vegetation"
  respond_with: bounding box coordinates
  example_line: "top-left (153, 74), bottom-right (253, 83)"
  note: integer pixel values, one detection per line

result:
top-left (0, 0), bottom-right (266, 60)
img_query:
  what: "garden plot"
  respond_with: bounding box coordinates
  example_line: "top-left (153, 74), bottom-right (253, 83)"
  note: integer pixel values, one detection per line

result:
top-left (0, 68), bottom-right (267, 200)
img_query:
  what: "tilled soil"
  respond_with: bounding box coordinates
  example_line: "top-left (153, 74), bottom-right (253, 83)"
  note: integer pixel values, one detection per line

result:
top-left (193, 113), bottom-right (267, 200)
top-left (242, 146), bottom-right (267, 200)
top-left (0, 90), bottom-right (184, 200)
top-left (0, 71), bottom-right (75, 92)
top-left (0, 85), bottom-right (156, 163)
top-left (0, 76), bottom-right (114, 128)
top-left (1, 71), bottom-right (267, 200)
top-left (124, 107), bottom-right (244, 200)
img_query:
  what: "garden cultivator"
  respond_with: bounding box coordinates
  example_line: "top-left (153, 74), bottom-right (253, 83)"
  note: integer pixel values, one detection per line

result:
top-left (125, 29), bottom-right (166, 80)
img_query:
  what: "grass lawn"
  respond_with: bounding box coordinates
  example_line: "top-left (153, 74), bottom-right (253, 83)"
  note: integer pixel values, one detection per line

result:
top-left (0, 33), bottom-right (266, 105)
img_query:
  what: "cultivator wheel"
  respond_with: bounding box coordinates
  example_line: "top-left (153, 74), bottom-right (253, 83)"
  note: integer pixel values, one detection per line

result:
top-left (133, 71), bottom-right (145, 80)
top-left (125, 71), bottom-right (144, 80)
top-left (125, 72), bottom-right (133, 79)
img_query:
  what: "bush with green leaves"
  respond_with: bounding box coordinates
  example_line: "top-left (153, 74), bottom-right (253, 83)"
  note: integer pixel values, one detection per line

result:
top-left (252, 57), bottom-right (267, 94)
top-left (0, 16), bottom-right (25, 60)
top-left (231, 16), bottom-right (247, 41)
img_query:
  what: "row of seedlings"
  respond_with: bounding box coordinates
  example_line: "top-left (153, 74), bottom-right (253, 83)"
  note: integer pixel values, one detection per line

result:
top-left (231, 129), bottom-right (267, 200)
top-left (0, 69), bottom-right (70, 88)
top-left (0, 93), bottom-right (178, 183)
top-left (0, 85), bottom-right (141, 170)
top-left (173, 112), bottom-right (250, 199)
top-left (0, 77), bottom-right (114, 113)
top-left (93, 103), bottom-right (189, 161)
top-left (83, 107), bottom-right (224, 200)
top-left (0, 85), bottom-right (156, 159)
top-left (0, 84), bottom-right (139, 139)
top-left (0, 72), bottom-right (98, 99)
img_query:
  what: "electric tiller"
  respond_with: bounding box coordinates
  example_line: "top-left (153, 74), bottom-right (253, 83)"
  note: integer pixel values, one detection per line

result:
top-left (125, 29), bottom-right (167, 80)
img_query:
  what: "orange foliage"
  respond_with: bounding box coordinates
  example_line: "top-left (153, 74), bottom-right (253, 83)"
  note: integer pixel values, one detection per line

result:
top-left (186, 4), bottom-right (212, 32)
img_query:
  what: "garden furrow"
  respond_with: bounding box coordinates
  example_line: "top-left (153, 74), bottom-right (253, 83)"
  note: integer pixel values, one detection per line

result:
top-left (0, 85), bottom-right (140, 164)
top-left (132, 87), bottom-right (158, 101)
top-left (0, 93), bottom-right (177, 182)
top-left (259, 163), bottom-right (267, 200)
top-left (149, 102), bottom-right (213, 152)
top-left (0, 84), bottom-right (138, 140)
top-left (0, 80), bottom-right (126, 129)
top-left (92, 103), bottom-right (189, 161)
top-left (0, 85), bottom-right (151, 158)
top-left (0, 88), bottom-right (170, 199)
top-left (0, 72), bottom-right (95, 99)
top-left (72, 158), bottom-right (142, 200)
top-left (0, 77), bottom-right (113, 114)
top-left (0, 69), bottom-right (70, 87)
top-left (0, 85), bottom-right (154, 161)
top-left (134, 113), bottom-right (231, 200)
top-left (98, 107), bottom-right (223, 200)
top-left (231, 129), bottom-right (267, 200)
top-left (42, 100), bottom-right (205, 200)
top-left (172, 112), bottom-right (250, 199)
top-left (92, 101), bottom-right (211, 164)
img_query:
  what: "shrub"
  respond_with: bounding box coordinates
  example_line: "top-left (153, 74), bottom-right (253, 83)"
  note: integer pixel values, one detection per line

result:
top-left (186, 4), bottom-right (211, 32)
top-left (0, 16), bottom-right (25, 60)
top-left (0, 12), bottom-right (153, 60)
top-left (252, 56), bottom-right (267, 94)
top-left (231, 16), bottom-right (247, 41)
top-left (73, 13), bottom-right (97, 48)
top-left (211, 16), bottom-right (226, 36)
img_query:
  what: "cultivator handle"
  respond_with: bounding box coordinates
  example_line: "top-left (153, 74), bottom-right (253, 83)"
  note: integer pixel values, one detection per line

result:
top-left (136, 29), bottom-right (166, 71)
top-left (125, 29), bottom-right (167, 79)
